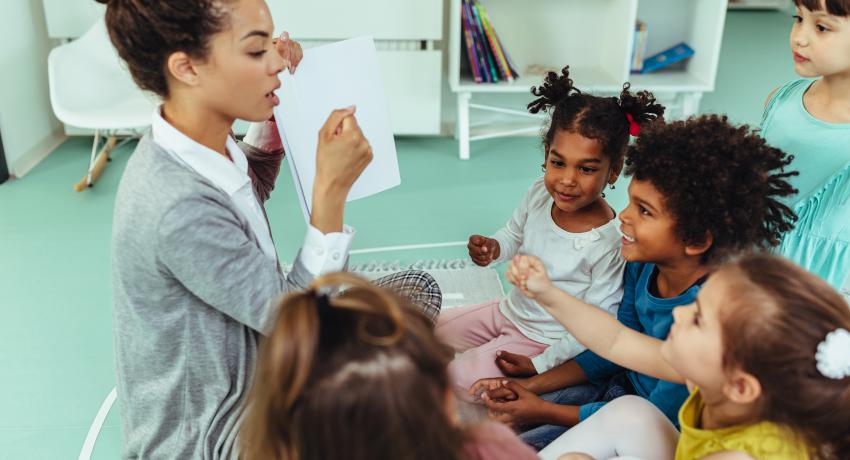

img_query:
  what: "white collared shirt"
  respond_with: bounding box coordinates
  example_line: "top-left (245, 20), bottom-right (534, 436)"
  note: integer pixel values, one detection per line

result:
top-left (151, 108), bottom-right (354, 275)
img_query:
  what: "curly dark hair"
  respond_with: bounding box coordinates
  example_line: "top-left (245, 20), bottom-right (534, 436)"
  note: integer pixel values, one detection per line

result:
top-left (625, 115), bottom-right (798, 264)
top-left (527, 66), bottom-right (665, 164)
top-left (794, 0), bottom-right (850, 16)
top-left (96, 0), bottom-right (236, 98)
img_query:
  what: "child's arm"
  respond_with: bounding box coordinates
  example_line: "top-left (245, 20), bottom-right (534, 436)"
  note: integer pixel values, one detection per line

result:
top-left (468, 358), bottom-right (589, 399)
top-left (764, 86), bottom-right (780, 108)
top-left (480, 381), bottom-right (583, 428)
top-left (489, 181), bottom-right (542, 265)
top-left (525, 246), bottom-right (626, 374)
top-left (508, 255), bottom-right (684, 384)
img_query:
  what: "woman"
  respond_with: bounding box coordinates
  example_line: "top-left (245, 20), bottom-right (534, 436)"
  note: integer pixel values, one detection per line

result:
top-left (100, 0), bottom-right (441, 457)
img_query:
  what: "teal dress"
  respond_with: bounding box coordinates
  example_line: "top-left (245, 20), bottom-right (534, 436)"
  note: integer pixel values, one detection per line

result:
top-left (761, 79), bottom-right (850, 289)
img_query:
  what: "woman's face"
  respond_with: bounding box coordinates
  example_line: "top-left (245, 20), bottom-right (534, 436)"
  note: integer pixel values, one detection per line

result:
top-left (193, 0), bottom-right (285, 122)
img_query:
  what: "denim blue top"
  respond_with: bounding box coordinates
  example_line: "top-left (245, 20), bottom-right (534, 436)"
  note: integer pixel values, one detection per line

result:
top-left (574, 262), bottom-right (697, 426)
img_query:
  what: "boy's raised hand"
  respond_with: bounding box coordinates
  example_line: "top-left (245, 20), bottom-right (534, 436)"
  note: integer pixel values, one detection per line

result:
top-left (495, 350), bottom-right (538, 377)
top-left (507, 254), bottom-right (552, 298)
top-left (467, 235), bottom-right (500, 266)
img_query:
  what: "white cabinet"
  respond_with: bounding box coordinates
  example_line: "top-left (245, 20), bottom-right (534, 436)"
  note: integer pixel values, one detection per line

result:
top-left (449, 0), bottom-right (729, 159)
top-left (42, 0), bottom-right (444, 136)
top-left (269, 1), bottom-right (444, 134)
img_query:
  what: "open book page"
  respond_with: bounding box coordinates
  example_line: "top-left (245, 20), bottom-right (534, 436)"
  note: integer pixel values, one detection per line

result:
top-left (273, 36), bottom-right (401, 221)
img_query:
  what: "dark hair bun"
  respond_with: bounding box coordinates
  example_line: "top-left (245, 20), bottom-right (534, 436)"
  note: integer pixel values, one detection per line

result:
top-left (527, 66), bottom-right (581, 115)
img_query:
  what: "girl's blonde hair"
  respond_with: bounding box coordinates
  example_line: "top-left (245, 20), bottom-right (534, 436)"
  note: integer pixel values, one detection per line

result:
top-left (241, 273), bottom-right (465, 460)
top-left (718, 254), bottom-right (850, 460)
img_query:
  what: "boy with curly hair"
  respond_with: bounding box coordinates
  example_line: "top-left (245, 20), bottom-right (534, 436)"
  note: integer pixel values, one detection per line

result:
top-left (468, 115), bottom-right (798, 451)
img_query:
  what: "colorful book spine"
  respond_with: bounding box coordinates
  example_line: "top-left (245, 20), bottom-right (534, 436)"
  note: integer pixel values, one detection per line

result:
top-left (469, 0), bottom-right (499, 82)
top-left (463, 0), bottom-right (492, 82)
top-left (474, 0), bottom-right (513, 81)
top-left (461, 0), bottom-right (483, 83)
top-left (495, 32), bottom-right (519, 79)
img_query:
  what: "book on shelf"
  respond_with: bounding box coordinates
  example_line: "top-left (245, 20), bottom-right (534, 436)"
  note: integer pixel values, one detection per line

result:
top-left (470, 0), bottom-right (499, 82)
top-left (462, 0), bottom-right (490, 82)
top-left (474, 0), bottom-right (515, 81)
top-left (641, 42), bottom-right (695, 74)
top-left (460, 0), bottom-right (518, 83)
top-left (460, 1), bottom-right (482, 82)
top-left (631, 21), bottom-right (648, 73)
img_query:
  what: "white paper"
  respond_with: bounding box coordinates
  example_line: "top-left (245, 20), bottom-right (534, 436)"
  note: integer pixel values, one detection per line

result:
top-left (273, 36), bottom-right (401, 222)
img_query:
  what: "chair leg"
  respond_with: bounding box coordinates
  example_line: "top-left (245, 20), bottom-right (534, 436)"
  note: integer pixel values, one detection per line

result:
top-left (74, 133), bottom-right (118, 192)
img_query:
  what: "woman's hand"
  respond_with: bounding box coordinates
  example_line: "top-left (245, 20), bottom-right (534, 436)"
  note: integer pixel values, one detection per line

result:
top-left (274, 31), bottom-right (303, 73)
top-left (310, 106), bottom-right (373, 233)
top-left (507, 255), bottom-right (553, 299)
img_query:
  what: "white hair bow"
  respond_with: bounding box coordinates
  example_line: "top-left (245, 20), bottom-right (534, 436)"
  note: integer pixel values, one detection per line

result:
top-left (815, 328), bottom-right (850, 380)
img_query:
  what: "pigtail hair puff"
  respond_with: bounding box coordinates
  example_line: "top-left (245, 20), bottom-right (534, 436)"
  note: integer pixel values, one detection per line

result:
top-left (527, 66), bottom-right (582, 115)
top-left (617, 83), bottom-right (665, 135)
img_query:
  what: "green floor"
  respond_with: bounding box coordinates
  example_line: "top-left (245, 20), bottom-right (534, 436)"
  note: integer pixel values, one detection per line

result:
top-left (0, 9), bottom-right (799, 459)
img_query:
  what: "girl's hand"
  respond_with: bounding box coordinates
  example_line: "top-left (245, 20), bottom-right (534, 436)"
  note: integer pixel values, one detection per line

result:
top-left (507, 255), bottom-right (552, 298)
top-left (495, 350), bottom-right (538, 377)
top-left (274, 31), bottom-right (303, 73)
top-left (467, 235), bottom-right (500, 266)
top-left (481, 380), bottom-right (547, 428)
top-left (468, 377), bottom-right (509, 401)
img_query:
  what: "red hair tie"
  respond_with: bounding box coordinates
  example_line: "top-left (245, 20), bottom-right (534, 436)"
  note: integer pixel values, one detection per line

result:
top-left (626, 113), bottom-right (641, 137)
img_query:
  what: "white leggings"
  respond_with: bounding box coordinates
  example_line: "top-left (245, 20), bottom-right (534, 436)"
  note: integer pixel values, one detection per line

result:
top-left (538, 395), bottom-right (680, 460)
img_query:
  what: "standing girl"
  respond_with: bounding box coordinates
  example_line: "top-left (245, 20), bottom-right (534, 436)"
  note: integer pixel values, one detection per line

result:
top-left (761, 0), bottom-right (850, 289)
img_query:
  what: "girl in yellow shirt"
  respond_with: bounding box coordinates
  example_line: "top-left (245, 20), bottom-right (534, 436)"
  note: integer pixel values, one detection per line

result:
top-left (503, 253), bottom-right (850, 460)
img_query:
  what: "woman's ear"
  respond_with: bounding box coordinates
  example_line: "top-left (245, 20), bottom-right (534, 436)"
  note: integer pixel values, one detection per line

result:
top-left (166, 51), bottom-right (200, 88)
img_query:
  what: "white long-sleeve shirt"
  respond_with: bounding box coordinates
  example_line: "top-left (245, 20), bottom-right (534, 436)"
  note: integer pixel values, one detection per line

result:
top-left (492, 178), bottom-right (625, 373)
top-left (152, 109), bottom-right (353, 276)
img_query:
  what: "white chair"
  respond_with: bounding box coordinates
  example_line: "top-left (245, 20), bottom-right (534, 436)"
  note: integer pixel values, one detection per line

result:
top-left (48, 15), bottom-right (158, 191)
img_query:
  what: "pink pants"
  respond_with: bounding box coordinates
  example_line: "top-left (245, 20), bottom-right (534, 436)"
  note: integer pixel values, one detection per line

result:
top-left (436, 300), bottom-right (547, 398)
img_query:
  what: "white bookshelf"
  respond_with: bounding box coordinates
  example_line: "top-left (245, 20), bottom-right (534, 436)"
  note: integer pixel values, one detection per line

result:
top-left (449, 0), bottom-right (729, 159)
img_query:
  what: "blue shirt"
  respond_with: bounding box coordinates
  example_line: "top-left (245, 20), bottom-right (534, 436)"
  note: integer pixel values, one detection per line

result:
top-left (574, 262), bottom-right (697, 426)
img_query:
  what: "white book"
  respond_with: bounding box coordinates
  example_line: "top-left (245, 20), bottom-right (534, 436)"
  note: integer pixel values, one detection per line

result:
top-left (273, 36), bottom-right (401, 221)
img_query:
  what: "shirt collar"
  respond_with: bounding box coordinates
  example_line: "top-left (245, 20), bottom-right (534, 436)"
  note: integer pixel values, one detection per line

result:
top-left (151, 106), bottom-right (250, 195)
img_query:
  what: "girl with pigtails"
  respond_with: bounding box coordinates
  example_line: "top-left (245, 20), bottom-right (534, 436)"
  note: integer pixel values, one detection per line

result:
top-left (436, 66), bottom-right (665, 395)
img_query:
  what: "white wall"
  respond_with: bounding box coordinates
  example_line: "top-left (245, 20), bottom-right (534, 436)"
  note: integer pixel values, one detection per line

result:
top-left (0, 0), bottom-right (64, 177)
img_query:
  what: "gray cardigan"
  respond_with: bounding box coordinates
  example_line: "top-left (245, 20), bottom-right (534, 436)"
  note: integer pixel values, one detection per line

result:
top-left (111, 133), bottom-right (312, 459)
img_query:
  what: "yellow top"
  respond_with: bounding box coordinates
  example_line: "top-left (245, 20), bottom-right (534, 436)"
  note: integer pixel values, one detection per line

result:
top-left (675, 389), bottom-right (810, 460)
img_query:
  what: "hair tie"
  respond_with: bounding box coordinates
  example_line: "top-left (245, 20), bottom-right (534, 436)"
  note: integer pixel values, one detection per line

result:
top-left (815, 328), bottom-right (850, 379)
top-left (626, 113), bottom-right (641, 137)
